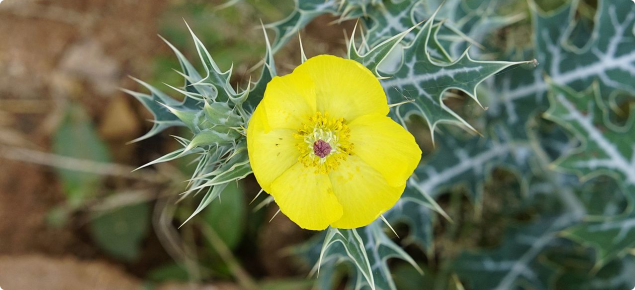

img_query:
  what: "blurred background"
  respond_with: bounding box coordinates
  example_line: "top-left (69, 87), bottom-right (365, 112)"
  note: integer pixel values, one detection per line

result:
top-left (0, 0), bottom-right (357, 289)
top-left (5, 0), bottom-right (633, 289)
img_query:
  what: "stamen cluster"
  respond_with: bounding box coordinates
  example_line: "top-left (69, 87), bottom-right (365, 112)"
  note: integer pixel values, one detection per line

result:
top-left (294, 112), bottom-right (353, 174)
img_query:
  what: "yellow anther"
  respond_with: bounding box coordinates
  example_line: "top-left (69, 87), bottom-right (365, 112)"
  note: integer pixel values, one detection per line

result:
top-left (294, 111), bottom-right (353, 173)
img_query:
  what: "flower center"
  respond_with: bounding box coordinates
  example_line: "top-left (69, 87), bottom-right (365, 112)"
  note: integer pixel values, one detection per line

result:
top-left (313, 139), bottom-right (332, 158)
top-left (294, 112), bottom-right (353, 174)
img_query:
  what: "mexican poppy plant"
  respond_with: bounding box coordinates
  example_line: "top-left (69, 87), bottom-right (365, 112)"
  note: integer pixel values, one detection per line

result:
top-left (247, 55), bottom-right (421, 230)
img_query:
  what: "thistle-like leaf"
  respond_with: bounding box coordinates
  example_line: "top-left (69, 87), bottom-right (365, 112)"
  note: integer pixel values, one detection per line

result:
top-left (185, 22), bottom-right (239, 102)
top-left (355, 221), bottom-right (422, 290)
top-left (563, 213), bottom-right (635, 267)
top-left (451, 173), bottom-right (634, 288)
top-left (380, 14), bottom-right (531, 137)
top-left (129, 27), bottom-right (265, 224)
top-left (266, 0), bottom-right (339, 52)
top-left (247, 24), bottom-right (277, 109)
top-left (307, 222), bottom-right (420, 290)
top-left (123, 81), bottom-right (196, 143)
top-left (544, 83), bottom-right (635, 189)
top-left (545, 82), bottom-right (635, 264)
top-left (411, 132), bottom-right (535, 205)
top-left (348, 20), bottom-right (419, 77)
top-left (453, 215), bottom-right (576, 290)
top-left (553, 253), bottom-right (635, 290)
top-left (383, 189), bottom-right (436, 255)
top-left (360, 0), bottom-right (422, 47)
top-left (342, 0), bottom-right (523, 60)
top-left (319, 227), bottom-right (375, 290)
top-left (414, 0), bottom-right (524, 58)
top-left (488, 0), bottom-right (635, 138)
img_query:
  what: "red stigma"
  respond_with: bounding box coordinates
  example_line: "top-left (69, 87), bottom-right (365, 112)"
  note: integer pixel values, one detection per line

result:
top-left (313, 139), bottom-right (332, 158)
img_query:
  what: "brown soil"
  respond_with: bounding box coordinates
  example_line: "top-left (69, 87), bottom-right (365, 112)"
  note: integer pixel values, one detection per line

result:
top-left (0, 254), bottom-right (140, 290)
top-left (0, 0), bottom-right (356, 287)
top-left (0, 254), bottom-right (242, 290)
top-left (0, 160), bottom-right (87, 256)
top-left (0, 0), bottom-right (171, 286)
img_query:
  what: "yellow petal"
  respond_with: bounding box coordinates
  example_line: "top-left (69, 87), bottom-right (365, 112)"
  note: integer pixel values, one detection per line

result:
top-left (295, 55), bottom-right (388, 121)
top-left (261, 69), bottom-right (316, 131)
top-left (329, 155), bottom-right (405, 229)
top-left (349, 115), bottom-right (421, 187)
top-left (247, 105), bottom-right (299, 192)
top-left (271, 163), bottom-right (343, 230)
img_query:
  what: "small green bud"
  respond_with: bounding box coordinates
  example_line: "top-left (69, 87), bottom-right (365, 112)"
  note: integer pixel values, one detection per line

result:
top-left (204, 101), bottom-right (243, 128)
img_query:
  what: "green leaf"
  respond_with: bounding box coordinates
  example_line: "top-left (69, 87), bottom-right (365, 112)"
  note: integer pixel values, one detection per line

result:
top-left (357, 0), bottom-right (510, 55)
top-left (563, 213), bottom-right (635, 267)
top-left (311, 222), bottom-right (420, 290)
top-left (544, 83), bottom-right (635, 192)
top-left (203, 181), bottom-right (246, 250)
top-left (348, 18), bottom-right (419, 77)
top-left (247, 25), bottom-right (277, 109)
top-left (260, 279), bottom-right (313, 290)
top-left (188, 145), bottom-right (252, 189)
top-left (135, 147), bottom-right (200, 171)
top-left (123, 77), bottom-right (200, 143)
top-left (553, 255), bottom-right (635, 290)
top-left (488, 0), bottom-right (635, 138)
top-left (355, 222), bottom-right (422, 290)
top-left (381, 15), bottom-right (530, 136)
top-left (410, 134), bottom-right (534, 205)
top-left (203, 101), bottom-right (242, 127)
top-left (159, 35), bottom-right (215, 100)
top-left (183, 183), bottom-right (227, 226)
top-left (266, 0), bottom-right (338, 52)
top-left (185, 22), bottom-right (238, 102)
top-left (185, 129), bottom-right (239, 150)
top-left (319, 227), bottom-right (375, 289)
top-left (129, 24), bottom-right (262, 227)
top-left (384, 190), bottom-right (435, 255)
top-left (89, 202), bottom-right (151, 261)
top-left (360, 0), bottom-right (422, 47)
top-left (127, 24), bottom-right (251, 143)
top-left (392, 264), bottom-right (426, 290)
top-left (52, 103), bottom-right (111, 207)
top-left (160, 105), bottom-right (204, 132)
top-left (453, 216), bottom-right (576, 290)
top-left (543, 81), bottom-right (635, 262)
top-left (179, 144), bottom-right (251, 225)
top-left (414, 0), bottom-right (524, 58)
top-left (572, 176), bottom-right (627, 217)
top-left (450, 173), bottom-right (630, 288)
top-left (147, 263), bottom-right (190, 282)
top-left (393, 264), bottom-right (458, 290)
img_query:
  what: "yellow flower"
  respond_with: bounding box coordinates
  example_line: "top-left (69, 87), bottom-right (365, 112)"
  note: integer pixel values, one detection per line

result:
top-left (247, 55), bottom-right (421, 230)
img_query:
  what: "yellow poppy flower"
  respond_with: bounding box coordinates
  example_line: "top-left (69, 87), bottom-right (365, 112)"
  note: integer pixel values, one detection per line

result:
top-left (247, 55), bottom-right (421, 230)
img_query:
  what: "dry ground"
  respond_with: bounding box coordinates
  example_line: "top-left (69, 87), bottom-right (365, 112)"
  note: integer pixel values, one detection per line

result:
top-left (0, 0), bottom-right (354, 288)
